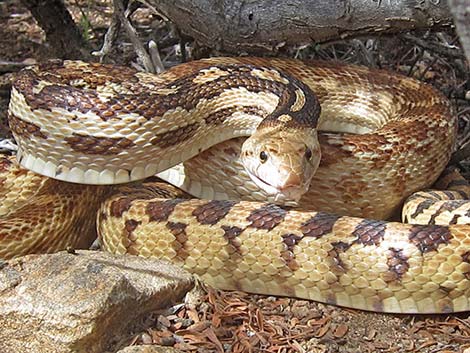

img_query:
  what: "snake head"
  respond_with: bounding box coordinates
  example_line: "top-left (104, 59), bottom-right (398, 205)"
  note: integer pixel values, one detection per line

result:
top-left (241, 127), bottom-right (321, 202)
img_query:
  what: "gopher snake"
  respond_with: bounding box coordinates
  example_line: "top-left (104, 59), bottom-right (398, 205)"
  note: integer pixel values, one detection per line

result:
top-left (4, 57), bottom-right (470, 313)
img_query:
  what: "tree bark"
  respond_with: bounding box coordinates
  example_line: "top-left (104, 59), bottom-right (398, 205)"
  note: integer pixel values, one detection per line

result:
top-left (148, 0), bottom-right (453, 54)
top-left (21, 0), bottom-right (90, 59)
top-left (448, 0), bottom-right (470, 63)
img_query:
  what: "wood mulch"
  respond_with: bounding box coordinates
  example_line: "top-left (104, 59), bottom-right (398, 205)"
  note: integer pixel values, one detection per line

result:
top-left (128, 283), bottom-right (470, 353)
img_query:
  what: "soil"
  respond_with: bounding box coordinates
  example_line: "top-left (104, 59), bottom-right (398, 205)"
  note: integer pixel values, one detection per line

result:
top-left (1, 1), bottom-right (470, 352)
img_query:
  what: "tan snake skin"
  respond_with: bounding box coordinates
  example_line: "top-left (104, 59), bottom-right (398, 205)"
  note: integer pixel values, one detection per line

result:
top-left (4, 57), bottom-right (470, 313)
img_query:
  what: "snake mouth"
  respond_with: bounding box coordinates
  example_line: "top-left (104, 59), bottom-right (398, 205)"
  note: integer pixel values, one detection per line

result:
top-left (249, 172), bottom-right (279, 194)
top-left (247, 171), bottom-right (304, 202)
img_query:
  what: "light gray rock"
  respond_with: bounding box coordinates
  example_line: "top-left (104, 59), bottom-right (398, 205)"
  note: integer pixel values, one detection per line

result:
top-left (0, 250), bottom-right (194, 353)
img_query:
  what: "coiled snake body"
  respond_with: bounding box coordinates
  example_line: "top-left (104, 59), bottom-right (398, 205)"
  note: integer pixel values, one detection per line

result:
top-left (4, 57), bottom-right (470, 314)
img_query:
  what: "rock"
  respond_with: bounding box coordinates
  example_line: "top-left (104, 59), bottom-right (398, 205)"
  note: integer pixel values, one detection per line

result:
top-left (117, 345), bottom-right (183, 353)
top-left (0, 250), bottom-right (194, 353)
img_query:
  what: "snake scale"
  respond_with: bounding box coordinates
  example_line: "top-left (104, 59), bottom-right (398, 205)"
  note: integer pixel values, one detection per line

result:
top-left (3, 57), bottom-right (470, 314)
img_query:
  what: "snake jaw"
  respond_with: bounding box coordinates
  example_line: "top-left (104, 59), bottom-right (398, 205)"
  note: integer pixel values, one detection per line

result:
top-left (247, 171), bottom-right (284, 196)
top-left (245, 168), bottom-right (308, 202)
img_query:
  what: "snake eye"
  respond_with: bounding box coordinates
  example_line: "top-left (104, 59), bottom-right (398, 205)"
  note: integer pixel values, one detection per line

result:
top-left (305, 147), bottom-right (313, 161)
top-left (259, 151), bottom-right (268, 163)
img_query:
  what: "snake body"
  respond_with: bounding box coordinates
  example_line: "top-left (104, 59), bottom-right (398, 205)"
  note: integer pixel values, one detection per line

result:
top-left (4, 57), bottom-right (470, 313)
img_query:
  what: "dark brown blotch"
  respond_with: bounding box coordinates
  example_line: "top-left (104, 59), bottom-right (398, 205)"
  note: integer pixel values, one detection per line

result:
top-left (281, 233), bottom-right (303, 271)
top-left (442, 190), bottom-right (458, 200)
top-left (124, 219), bottom-right (141, 239)
top-left (192, 200), bottom-right (237, 225)
top-left (408, 224), bottom-right (451, 253)
top-left (247, 204), bottom-right (287, 230)
top-left (65, 133), bottom-right (135, 155)
top-left (167, 221), bottom-right (188, 240)
top-left (110, 198), bottom-right (133, 217)
top-left (300, 212), bottom-right (341, 239)
top-left (328, 241), bottom-right (351, 275)
top-left (427, 191), bottom-right (444, 200)
top-left (384, 247), bottom-right (409, 282)
top-left (146, 199), bottom-right (184, 222)
top-left (429, 200), bottom-right (468, 225)
top-left (8, 112), bottom-right (47, 140)
top-left (282, 233), bottom-right (303, 251)
top-left (450, 214), bottom-right (461, 225)
top-left (353, 219), bottom-right (387, 246)
top-left (410, 199), bottom-right (434, 219)
top-left (222, 225), bottom-right (243, 240)
top-left (167, 222), bottom-right (189, 259)
top-left (222, 225), bottom-right (243, 254)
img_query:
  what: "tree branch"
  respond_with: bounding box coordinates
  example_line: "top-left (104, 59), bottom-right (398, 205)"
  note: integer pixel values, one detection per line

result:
top-left (146, 0), bottom-right (453, 54)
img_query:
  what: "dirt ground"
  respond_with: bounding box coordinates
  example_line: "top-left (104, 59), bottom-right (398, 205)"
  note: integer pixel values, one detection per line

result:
top-left (1, 1), bottom-right (470, 352)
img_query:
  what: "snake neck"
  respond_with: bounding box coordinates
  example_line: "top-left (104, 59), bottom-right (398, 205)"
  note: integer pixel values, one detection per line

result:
top-left (10, 61), bottom-right (321, 186)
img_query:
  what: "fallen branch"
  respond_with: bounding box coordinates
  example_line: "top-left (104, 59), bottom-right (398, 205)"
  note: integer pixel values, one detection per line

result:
top-left (145, 0), bottom-right (453, 54)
